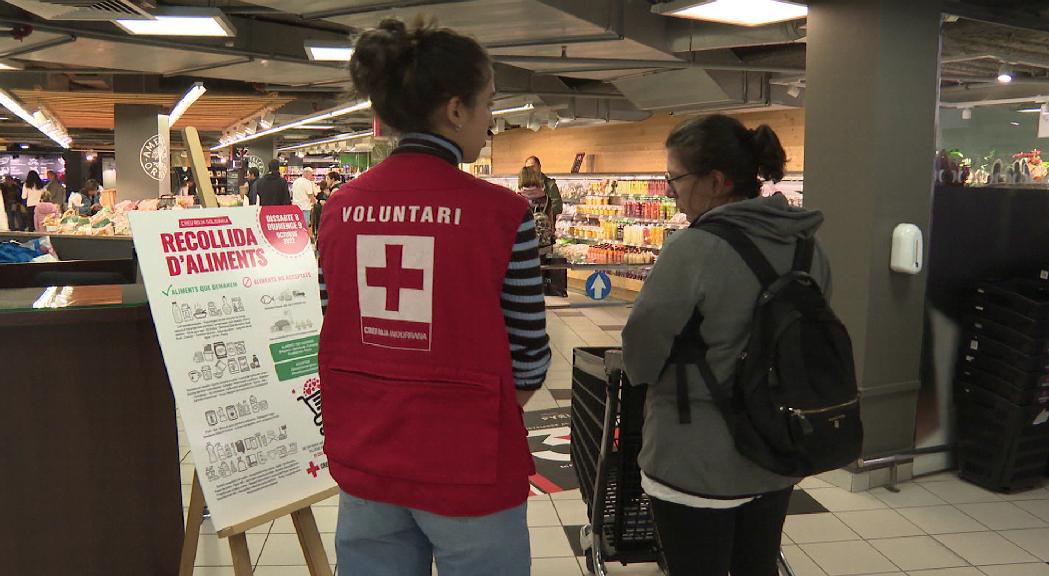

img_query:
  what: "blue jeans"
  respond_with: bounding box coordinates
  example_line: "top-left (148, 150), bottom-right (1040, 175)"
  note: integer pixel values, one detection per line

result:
top-left (335, 491), bottom-right (530, 576)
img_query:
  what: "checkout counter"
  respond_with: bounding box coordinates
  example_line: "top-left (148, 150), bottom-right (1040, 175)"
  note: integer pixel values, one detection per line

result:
top-left (0, 234), bottom-right (183, 575)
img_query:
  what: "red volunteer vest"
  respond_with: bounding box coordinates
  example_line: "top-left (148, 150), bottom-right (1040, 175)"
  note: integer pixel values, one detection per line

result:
top-left (318, 153), bottom-right (535, 517)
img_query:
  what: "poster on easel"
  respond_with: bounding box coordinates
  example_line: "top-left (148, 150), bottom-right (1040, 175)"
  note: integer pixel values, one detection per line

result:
top-left (130, 205), bottom-right (334, 534)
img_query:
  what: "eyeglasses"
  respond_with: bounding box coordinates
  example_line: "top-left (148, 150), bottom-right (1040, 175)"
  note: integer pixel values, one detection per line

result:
top-left (664, 172), bottom-right (695, 196)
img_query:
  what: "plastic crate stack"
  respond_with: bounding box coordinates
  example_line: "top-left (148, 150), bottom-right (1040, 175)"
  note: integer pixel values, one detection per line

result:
top-left (956, 275), bottom-right (1049, 493)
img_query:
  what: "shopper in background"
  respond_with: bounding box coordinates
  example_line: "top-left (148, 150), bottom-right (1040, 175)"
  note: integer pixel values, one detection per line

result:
top-left (33, 189), bottom-right (59, 231)
top-left (2, 175), bottom-right (21, 231)
top-left (21, 170), bottom-right (44, 231)
top-left (320, 18), bottom-right (550, 576)
top-left (45, 170), bottom-right (66, 211)
top-left (621, 115), bottom-right (831, 576)
top-left (523, 156), bottom-right (563, 223)
top-left (246, 167), bottom-right (261, 205)
top-left (517, 166), bottom-right (553, 248)
top-left (76, 179), bottom-right (103, 216)
top-left (257, 159), bottom-right (292, 206)
top-left (325, 170), bottom-right (343, 195)
top-left (291, 167), bottom-right (317, 223)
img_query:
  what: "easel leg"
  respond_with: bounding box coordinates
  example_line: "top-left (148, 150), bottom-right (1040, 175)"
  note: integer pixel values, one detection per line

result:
top-left (292, 507), bottom-right (333, 576)
top-left (229, 533), bottom-right (254, 576)
top-left (179, 472), bottom-right (206, 576)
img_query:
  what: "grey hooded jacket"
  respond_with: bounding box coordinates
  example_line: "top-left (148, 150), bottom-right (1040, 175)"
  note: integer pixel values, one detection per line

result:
top-left (622, 193), bottom-right (831, 498)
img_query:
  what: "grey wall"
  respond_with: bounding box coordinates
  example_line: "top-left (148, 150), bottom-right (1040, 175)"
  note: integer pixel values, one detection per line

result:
top-left (939, 107), bottom-right (1045, 166)
top-left (804, 0), bottom-right (942, 458)
top-left (115, 104), bottom-right (164, 201)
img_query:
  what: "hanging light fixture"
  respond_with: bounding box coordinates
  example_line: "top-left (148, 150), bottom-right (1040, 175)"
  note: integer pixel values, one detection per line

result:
top-left (997, 63), bottom-right (1014, 83)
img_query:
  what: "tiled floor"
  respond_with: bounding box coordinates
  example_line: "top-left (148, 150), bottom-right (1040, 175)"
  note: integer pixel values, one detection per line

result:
top-left (177, 304), bottom-right (1049, 575)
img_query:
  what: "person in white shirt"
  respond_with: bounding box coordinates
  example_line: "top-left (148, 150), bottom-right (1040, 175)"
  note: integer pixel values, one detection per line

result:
top-left (291, 167), bottom-right (318, 224)
top-left (21, 170), bottom-right (45, 229)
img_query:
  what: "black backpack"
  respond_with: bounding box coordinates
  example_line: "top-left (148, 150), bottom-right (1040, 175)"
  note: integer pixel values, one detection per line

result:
top-left (668, 222), bottom-right (863, 477)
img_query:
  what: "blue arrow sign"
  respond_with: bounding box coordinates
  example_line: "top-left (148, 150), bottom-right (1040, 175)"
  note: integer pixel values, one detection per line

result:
top-left (585, 271), bottom-right (611, 301)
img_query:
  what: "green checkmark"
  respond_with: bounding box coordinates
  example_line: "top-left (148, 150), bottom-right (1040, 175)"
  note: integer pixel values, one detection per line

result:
top-left (162, 284), bottom-right (173, 296)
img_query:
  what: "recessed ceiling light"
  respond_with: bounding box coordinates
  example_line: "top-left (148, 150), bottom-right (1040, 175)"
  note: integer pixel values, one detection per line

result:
top-left (115, 8), bottom-right (236, 37)
top-left (305, 41), bottom-right (355, 62)
top-left (19, 144), bottom-right (29, 150)
top-left (652, 0), bottom-right (807, 27)
top-left (1010, 121), bottom-right (1021, 126)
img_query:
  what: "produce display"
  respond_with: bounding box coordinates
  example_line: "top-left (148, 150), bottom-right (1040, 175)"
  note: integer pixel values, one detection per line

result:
top-left (38, 194), bottom-right (246, 237)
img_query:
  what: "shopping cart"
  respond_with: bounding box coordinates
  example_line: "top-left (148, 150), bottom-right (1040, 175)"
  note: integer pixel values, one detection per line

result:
top-left (570, 347), bottom-right (798, 576)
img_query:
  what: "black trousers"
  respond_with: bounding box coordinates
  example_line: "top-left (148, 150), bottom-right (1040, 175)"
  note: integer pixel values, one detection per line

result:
top-left (651, 487), bottom-right (793, 576)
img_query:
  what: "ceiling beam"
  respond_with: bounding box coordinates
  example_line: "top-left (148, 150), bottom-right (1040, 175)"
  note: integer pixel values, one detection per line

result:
top-left (0, 16), bottom-right (342, 69)
top-left (0, 34), bottom-right (76, 59)
top-left (492, 54), bottom-right (804, 74)
top-left (486, 31), bottom-right (623, 50)
top-left (302, 0), bottom-right (474, 20)
top-left (943, 1), bottom-right (1049, 34)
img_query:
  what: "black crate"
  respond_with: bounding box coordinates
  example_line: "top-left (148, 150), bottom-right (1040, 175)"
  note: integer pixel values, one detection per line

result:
top-left (959, 352), bottom-right (1049, 389)
top-left (957, 384), bottom-right (1049, 493)
top-left (971, 301), bottom-right (1049, 337)
top-left (963, 332), bottom-right (1049, 374)
top-left (976, 280), bottom-right (1049, 324)
top-left (968, 316), bottom-right (1049, 357)
top-left (956, 365), bottom-right (1049, 406)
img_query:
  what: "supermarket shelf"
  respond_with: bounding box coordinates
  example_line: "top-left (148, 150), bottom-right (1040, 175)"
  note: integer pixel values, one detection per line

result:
top-left (542, 262), bottom-right (654, 270)
top-left (568, 269), bottom-right (645, 296)
top-left (569, 213), bottom-right (687, 226)
top-left (559, 235), bottom-right (663, 250)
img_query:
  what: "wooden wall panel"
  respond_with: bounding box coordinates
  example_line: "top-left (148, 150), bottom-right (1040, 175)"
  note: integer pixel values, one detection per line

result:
top-left (492, 108), bottom-right (805, 176)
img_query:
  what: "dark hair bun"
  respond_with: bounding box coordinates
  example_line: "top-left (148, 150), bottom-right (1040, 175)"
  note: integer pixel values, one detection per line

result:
top-left (750, 124), bottom-right (786, 183)
top-left (349, 18), bottom-right (490, 133)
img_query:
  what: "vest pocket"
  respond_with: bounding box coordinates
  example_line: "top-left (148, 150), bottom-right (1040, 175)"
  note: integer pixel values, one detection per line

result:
top-left (324, 366), bottom-right (501, 485)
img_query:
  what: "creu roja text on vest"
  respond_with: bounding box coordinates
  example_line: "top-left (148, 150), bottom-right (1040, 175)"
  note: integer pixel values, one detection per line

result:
top-left (342, 204), bottom-right (463, 226)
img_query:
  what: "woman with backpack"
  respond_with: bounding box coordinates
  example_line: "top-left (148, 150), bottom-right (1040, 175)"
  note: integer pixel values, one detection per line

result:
top-left (621, 114), bottom-right (836, 576)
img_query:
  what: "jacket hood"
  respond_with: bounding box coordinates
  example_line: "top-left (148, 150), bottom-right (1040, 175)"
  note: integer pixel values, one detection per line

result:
top-left (699, 193), bottom-right (823, 244)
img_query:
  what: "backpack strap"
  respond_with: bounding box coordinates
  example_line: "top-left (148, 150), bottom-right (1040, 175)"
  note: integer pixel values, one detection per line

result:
top-left (694, 222), bottom-right (779, 289)
top-left (793, 236), bottom-right (816, 272)
top-left (668, 308), bottom-right (734, 425)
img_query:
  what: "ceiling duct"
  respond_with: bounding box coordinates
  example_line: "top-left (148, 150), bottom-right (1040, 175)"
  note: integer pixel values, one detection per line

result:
top-left (612, 68), bottom-right (769, 112)
top-left (4, 0), bottom-right (153, 20)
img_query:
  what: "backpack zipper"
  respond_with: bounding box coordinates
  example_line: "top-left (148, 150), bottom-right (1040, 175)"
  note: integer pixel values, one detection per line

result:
top-left (785, 398), bottom-right (859, 416)
top-left (782, 398), bottom-right (859, 436)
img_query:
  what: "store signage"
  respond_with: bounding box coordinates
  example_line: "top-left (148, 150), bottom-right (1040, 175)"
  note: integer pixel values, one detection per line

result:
top-left (571, 152), bottom-right (586, 174)
top-left (140, 134), bottom-right (167, 181)
top-left (585, 271), bottom-right (611, 301)
top-left (130, 206), bottom-right (334, 533)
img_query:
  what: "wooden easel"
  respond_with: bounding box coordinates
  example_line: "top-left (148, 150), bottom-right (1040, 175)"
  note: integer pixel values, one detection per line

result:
top-left (179, 472), bottom-right (338, 576)
top-left (177, 127), bottom-right (337, 575)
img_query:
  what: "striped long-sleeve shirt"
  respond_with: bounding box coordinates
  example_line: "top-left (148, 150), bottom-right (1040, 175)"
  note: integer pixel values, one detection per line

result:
top-left (502, 212), bottom-right (552, 390)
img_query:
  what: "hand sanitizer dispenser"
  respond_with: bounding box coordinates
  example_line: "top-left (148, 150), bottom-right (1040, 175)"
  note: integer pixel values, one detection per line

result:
top-left (890, 224), bottom-right (923, 275)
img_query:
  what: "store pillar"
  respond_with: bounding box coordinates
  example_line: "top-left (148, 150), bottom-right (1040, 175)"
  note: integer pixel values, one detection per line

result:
top-left (243, 137), bottom-right (275, 171)
top-left (803, 0), bottom-right (942, 477)
top-left (115, 104), bottom-right (165, 201)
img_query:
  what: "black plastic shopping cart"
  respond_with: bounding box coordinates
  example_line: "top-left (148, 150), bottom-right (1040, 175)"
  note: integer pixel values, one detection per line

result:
top-left (570, 347), bottom-right (799, 576)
